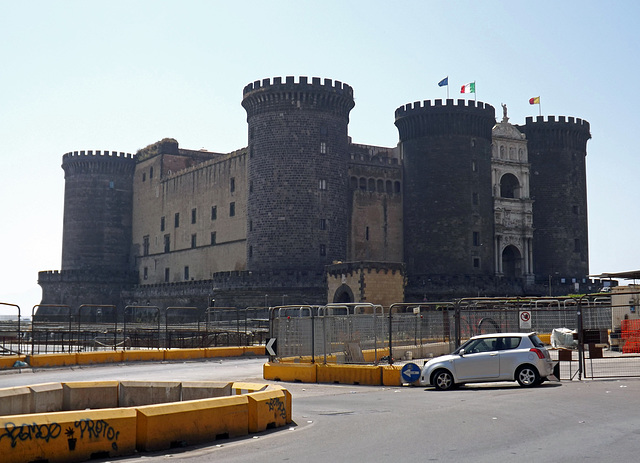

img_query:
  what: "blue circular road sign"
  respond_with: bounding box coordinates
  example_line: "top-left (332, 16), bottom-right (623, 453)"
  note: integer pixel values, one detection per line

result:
top-left (401, 362), bottom-right (421, 384)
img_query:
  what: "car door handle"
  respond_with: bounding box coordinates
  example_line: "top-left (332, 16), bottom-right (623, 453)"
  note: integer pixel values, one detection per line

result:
top-left (490, 353), bottom-right (498, 356)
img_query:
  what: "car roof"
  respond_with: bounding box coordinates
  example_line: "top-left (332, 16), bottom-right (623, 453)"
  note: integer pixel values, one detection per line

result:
top-left (470, 332), bottom-right (536, 339)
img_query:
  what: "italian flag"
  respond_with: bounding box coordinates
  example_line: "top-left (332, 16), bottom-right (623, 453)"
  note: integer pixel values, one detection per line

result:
top-left (460, 82), bottom-right (475, 93)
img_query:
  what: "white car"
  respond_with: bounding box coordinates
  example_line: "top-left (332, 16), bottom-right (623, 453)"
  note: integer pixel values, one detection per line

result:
top-left (420, 332), bottom-right (555, 390)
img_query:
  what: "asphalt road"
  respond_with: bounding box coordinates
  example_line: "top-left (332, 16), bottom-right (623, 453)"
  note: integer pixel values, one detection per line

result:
top-left (2, 358), bottom-right (640, 462)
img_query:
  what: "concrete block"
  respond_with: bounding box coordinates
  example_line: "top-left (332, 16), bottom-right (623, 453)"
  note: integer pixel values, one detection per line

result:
top-left (181, 381), bottom-right (232, 401)
top-left (231, 382), bottom-right (269, 395)
top-left (0, 386), bottom-right (32, 416)
top-left (164, 348), bottom-right (205, 361)
top-left (136, 396), bottom-right (249, 452)
top-left (76, 350), bottom-right (124, 365)
top-left (30, 382), bottom-right (64, 413)
top-left (122, 349), bottom-right (164, 363)
top-left (29, 353), bottom-right (78, 368)
top-left (62, 381), bottom-right (119, 411)
top-left (0, 355), bottom-right (26, 370)
top-left (204, 347), bottom-right (244, 358)
top-left (317, 364), bottom-right (383, 385)
top-left (119, 381), bottom-right (181, 407)
top-left (247, 389), bottom-right (290, 433)
top-left (263, 362), bottom-right (317, 383)
top-left (0, 408), bottom-right (136, 463)
top-left (382, 365), bottom-right (403, 386)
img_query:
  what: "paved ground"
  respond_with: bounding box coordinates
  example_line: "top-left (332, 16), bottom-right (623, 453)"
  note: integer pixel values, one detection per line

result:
top-left (2, 357), bottom-right (640, 462)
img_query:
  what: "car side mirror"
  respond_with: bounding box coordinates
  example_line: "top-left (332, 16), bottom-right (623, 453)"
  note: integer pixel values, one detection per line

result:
top-left (458, 348), bottom-right (465, 356)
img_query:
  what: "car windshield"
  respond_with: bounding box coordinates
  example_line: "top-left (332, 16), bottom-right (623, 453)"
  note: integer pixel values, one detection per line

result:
top-left (528, 334), bottom-right (544, 347)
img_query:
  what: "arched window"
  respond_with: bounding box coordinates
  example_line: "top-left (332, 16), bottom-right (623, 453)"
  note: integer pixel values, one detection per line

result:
top-left (359, 178), bottom-right (366, 191)
top-left (377, 179), bottom-right (384, 192)
top-left (386, 180), bottom-right (393, 194)
top-left (368, 178), bottom-right (375, 192)
top-left (500, 173), bottom-right (520, 199)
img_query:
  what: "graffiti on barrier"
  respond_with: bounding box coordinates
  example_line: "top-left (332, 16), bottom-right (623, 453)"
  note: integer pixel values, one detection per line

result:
top-left (0, 422), bottom-right (62, 448)
top-left (1, 418), bottom-right (120, 452)
top-left (266, 397), bottom-right (287, 420)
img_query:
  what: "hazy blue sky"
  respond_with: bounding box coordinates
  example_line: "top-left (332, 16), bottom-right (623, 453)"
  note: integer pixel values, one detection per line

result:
top-left (1, 0), bottom-right (638, 315)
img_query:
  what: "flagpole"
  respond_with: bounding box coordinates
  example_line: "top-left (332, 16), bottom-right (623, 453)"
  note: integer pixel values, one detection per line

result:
top-left (538, 102), bottom-right (542, 117)
top-left (474, 81), bottom-right (476, 102)
top-left (447, 79), bottom-right (449, 99)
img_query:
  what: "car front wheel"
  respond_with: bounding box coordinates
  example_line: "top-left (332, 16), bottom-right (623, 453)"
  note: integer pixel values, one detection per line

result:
top-left (516, 365), bottom-right (540, 387)
top-left (432, 369), bottom-right (455, 391)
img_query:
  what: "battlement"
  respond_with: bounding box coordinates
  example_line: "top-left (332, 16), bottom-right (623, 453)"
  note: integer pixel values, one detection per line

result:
top-left (523, 115), bottom-right (591, 132)
top-left (243, 76), bottom-right (353, 98)
top-left (395, 99), bottom-right (494, 119)
top-left (62, 150), bottom-right (135, 161)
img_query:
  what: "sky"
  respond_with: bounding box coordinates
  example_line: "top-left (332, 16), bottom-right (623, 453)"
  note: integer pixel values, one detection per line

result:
top-left (1, 0), bottom-right (639, 316)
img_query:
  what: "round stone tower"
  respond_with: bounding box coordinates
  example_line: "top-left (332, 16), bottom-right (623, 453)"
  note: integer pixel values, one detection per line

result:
top-left (517, 116), bottom-right (591, 284)
top-left (242, 76), bottom-right (355, 272)
top-left (61, 150), bottom-right (136, 273)
top-left (395, 99), bottom-right (496, 279)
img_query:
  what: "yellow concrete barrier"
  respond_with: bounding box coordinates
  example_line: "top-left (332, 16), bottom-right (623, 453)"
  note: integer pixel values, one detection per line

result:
top-left (382, 365), bottom-right (403, 386)
top-left (136, 396), bottom-right (249, 452)
top-left (62, 381), bottom-right (119, 411)
top-left (76, 350), bottom-right (124, 365)
top-left (28, 353), bottom-right (78, 368)
top-left (0, 355), bottom-right (26, 370)
top-left (317, 364), bottom-right (383, 385)
top-left (0, 408), bottom-right (137, 463)
top-left (247, 389), bottom-right (290, 433)
top-left (122, 349), bottom-right (165, 363)
top-left (243, 345), bottom-right (266, 356)
top-left (164, 348), bottom-right (206, 361)
top-left (263, 362), bottom-right (317, 383)
top-left (204, 346), bottom-right (245, 358)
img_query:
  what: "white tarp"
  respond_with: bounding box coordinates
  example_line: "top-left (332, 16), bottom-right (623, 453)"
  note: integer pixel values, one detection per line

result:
top-left (550, 328), bottom-right (578, 349)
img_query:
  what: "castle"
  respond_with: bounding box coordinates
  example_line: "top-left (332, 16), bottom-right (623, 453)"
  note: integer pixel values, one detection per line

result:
top-left (37, 76), bottom-right (593, 314)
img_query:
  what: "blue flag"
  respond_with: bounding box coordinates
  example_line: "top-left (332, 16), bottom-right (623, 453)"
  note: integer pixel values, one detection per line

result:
top-left (438, 77), bottom-right (448, 87)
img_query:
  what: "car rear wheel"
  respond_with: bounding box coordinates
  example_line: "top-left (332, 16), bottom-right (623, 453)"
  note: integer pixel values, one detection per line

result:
top-left (433, 369), bottom-right (455, 391)
top-left (516, 365), bottom-right (540, 387)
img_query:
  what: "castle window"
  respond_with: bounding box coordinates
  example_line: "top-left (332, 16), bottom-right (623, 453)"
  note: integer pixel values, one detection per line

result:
top-left (143, 235), bottom-right (150, 256)
top-left (109, 181), bottom-right (114, 189)
top-left (142, 173), bottom-right (146, 182)
top-left (472, 160), bottom-right (477, 172)
top-left (191, 234), bottom-right (197, 248)
top-left (230, 202), bottom-right (236, 217)
top-left (161, 216), bottom-right (165, 231)
top-left (249, 245), bottom-right (253, 259)
top-left (365, 226), bottom-right (370, 241)
top-left (319, 218), bottom-right (327, 230)
top-left (500, 173), bottom-right (520, 199)
top-left (191, 208), bottom-right (197, 224)
top-left (473, 257), bottom-right (480, 268)
top-left (174, 213), bottom-right (180, 228)
top-left (164, 234), bottom-right (171, 253)
top-left (211, 206), bottom-right (217, 221)
top-left (210, 232), bottom-right (217, 245)
top-left (394, 181), bottom-right (401, 194)
top-left (319, 179), bottom-right (327, 190)
top-left (386, 180), bottom-right (393, 194)
top-left (249, 181), bottom-right (253, 193)
top-left (184, 266), bottom-right (190, 280)
top-left (572, 205), bottom-right (579, 215)
top-left (473, 232), bottom-right (480, 246)
top-left (377, 179), bottom-right (384, 192)
top-left (359, 178), bottom-right (366, 191)
top-left (368, 179), bottom-right (375, 192)
top-left (143, 267), bottom-right (148, 280)
top-left (249, 220), bottom-right (253, 232)
top-left (230, 177), bottom-right (235, 193)
top-left (319, 244), bottom-right (326, 256)
top-left (320, 142), bottom-right (327, 154)
top-left (164, 268), bottom-right (170, 283)
top-left (150, 167), bottom-right (154, 179)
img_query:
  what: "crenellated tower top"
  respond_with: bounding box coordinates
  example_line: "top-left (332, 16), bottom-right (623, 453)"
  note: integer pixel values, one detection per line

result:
top-left (394, 99), bottom-right (496, 141)
top-left (242, 76), bottom-right (355, 120)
